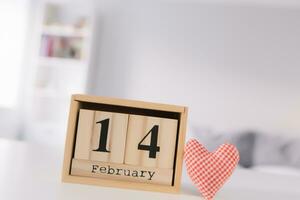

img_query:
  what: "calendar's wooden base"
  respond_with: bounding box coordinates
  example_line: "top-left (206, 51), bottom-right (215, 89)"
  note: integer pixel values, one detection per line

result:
top-left (62, 94), bottom-right (188, 193)
top-left (71, 159), bottom-right (173, 185)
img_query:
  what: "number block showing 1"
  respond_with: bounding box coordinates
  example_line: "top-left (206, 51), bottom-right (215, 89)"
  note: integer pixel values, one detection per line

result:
top-left (124, 115), bottom-right (178, 169)
top-left (74, 109), bottom-right (129, 164)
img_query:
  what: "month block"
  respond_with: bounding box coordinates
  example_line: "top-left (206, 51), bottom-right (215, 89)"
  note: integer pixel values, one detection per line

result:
top-left (71, 159), bottom-right (174, 185)
top-left (62, 94), bottom-right (188, 193)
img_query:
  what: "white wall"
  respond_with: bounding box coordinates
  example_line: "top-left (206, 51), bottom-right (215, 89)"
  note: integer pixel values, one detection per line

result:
top-left (0, 0), bottom-right (30, 139)
top-left (88, 1), bottom-right (300, 136)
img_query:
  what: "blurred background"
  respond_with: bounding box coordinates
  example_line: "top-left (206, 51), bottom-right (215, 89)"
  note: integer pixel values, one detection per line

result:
top-left (1, 0), bottom-right (300, 176)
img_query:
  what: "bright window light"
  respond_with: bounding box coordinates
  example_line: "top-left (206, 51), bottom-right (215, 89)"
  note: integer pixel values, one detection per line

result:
top-left (0, 0), bottom-right (29, 108)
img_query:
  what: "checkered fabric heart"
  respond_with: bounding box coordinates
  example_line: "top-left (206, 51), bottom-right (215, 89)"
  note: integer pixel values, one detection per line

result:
top-left (184, 139), bottom-right (239, 200)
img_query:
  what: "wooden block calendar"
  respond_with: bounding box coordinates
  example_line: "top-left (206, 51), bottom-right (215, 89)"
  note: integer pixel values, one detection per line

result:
top-left (62, 94), bottom-right (188, 193)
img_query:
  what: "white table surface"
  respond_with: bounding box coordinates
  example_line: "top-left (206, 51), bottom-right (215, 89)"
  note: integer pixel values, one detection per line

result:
top-left (0, 138), bottom-right (299, 200)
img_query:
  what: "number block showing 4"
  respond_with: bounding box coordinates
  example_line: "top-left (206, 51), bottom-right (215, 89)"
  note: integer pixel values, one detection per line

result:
top-left (74, 109), bottom-right (129, 164)
top-left (125, 115), bottom-right (178, 169)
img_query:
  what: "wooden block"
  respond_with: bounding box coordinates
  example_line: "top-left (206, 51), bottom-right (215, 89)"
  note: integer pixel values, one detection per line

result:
top-left (109, 113), bottom-right (129, 163)
top-left (124, 115), bottom-right (146, 166)
top-left (157, 118), bottom-right (178, 169)
top-left (90, 111), bottom-right (128, 164)
top-left (71, 159), bottom-right (173, 185)
top-left (125, 115), bottom-right (178, 169)
top-left (141, 117), bottom-right (161, 168)
top-left (74, 109), bottom-right (95, 160)
top-left (90, 111), bottom-right (112, 162)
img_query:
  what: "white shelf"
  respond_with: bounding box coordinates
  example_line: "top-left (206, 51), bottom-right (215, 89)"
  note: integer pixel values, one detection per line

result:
top-left (41, 25), bottom-right (90, 38)
top-left (23, 2), bottom-right (95, 145)
top-left (38, 56), bottom-right (87, 68)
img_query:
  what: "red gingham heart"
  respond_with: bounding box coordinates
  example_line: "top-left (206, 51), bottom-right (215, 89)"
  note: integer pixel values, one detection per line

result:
top-left (184, 139), bottom-right (239, 200)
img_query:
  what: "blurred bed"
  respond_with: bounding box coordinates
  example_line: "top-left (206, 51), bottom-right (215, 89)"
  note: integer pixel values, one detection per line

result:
top-left (189, 128), bottom-right (300, 176)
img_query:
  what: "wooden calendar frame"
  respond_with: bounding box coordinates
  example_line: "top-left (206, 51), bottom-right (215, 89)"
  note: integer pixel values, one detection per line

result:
top-left (62, 94), bottom-right (188, 193)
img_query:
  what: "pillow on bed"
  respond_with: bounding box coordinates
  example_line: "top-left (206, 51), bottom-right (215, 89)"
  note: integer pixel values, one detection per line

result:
top-left (189, 127), bottom-right (300, 169)
top-left (190, 128), bottom-right (256, 168)
top-left (286, 140), bottom-right (300, 168)
top-left (253, 133), bottom-right (300, 169)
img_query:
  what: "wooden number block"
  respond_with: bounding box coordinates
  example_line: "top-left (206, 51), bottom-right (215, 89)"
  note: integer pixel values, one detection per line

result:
top-left (90, 111), bottom-right (112, 162)
top-left (109, 113), bottom-right (129, 163)
top-left (124, 115), bottom-right (146, 166)
top-left (157, 118), bottom-right (178, 169)
top-left (90, 111), bottom-right (128, 163)
top-left (74, 109), bottom-right (95, 160)
top-left (140, 117), bottom-right (161, 168)
top-left (125, 115), bottom-right (178, 169)
top-left (74, 109), bottom-right (128, 164)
